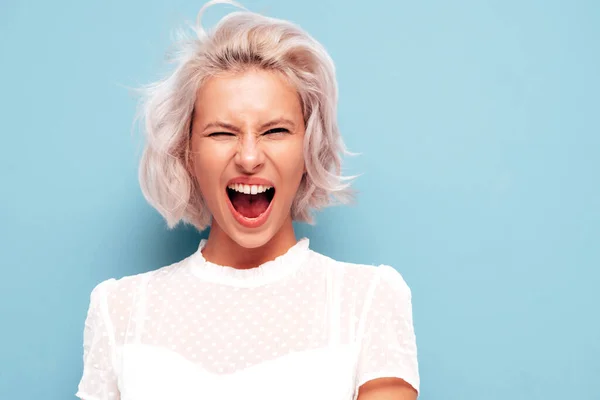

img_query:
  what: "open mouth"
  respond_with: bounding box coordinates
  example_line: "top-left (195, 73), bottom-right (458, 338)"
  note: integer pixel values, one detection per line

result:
top-left (226, 184), bottom-right (275, 220)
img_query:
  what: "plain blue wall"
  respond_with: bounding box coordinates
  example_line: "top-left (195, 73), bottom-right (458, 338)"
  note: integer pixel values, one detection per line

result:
top-left (1, 0), bottom-right (598, 399)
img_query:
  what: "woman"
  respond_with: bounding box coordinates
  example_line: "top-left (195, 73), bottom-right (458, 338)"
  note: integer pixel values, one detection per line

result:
top-left (76, 2), bottom-right (420, 399)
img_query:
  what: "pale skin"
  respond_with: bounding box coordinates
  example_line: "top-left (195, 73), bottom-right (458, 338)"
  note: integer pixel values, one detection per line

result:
top-left (189, 68), bottom-right (305, 268)
top-left (188, 68), bottom-right (417, 399)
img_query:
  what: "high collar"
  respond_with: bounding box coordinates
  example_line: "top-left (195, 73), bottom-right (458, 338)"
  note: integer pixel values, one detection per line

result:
top-left (188, 238), bottom-right (311, 287)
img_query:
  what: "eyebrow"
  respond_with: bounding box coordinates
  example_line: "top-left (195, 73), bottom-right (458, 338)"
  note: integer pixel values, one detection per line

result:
top-left (201, 118), bottom-right (296, 133)
top-left (259, 118), bottom-right (296, 131)
top-left (201, 121), bottom-right (240, 133)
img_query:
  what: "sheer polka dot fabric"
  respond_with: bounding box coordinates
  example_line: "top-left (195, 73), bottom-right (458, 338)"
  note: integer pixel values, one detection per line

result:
top-left (76, 239), bottom-right (419, 400)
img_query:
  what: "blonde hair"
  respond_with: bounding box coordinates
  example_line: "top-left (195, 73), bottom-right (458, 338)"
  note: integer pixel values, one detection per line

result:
top-left (138, 0), bottom-right (354, 231)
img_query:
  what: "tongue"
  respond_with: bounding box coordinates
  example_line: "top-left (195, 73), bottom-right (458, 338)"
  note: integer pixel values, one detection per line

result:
top-left (231, 192), bottom-right (270, 218)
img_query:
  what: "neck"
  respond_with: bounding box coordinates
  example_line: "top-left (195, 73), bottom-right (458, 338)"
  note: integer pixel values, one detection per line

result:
top-left (201, 217), bottom-right (298, 269)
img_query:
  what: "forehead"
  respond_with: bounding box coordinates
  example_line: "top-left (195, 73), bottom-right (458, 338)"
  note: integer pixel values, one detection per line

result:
top-left (194, 69), bottom-right (303, 123)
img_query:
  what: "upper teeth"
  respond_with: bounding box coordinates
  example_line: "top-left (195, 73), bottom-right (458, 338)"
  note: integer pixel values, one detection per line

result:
top-left (228, 184), bottom-right (273, 195)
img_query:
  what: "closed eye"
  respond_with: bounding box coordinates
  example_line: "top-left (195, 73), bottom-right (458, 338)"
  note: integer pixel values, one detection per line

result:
top-left (263, 127), bottom-right (290, 135)
top-left (208, 132), bottom-right (236, 137)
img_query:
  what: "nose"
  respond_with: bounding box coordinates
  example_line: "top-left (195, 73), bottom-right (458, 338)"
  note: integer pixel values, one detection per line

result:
top-left (234, 133), bottom-right (265, 173)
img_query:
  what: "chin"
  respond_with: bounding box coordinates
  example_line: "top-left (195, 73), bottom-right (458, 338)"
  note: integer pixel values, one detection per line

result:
top-left (224, 224), bottom-right (280, 250)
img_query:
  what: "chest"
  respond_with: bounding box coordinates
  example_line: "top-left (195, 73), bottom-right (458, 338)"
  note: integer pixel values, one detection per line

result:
top-left (116, 343), bottom-right (359, 400)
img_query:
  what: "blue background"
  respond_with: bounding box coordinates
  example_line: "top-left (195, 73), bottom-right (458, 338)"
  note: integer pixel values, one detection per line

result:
top-left (1, 0), bottom-right (598, 399)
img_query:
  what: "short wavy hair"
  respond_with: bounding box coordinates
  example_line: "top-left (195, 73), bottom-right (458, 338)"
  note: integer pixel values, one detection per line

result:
top-left (137, 0), bottom-right (354, 231)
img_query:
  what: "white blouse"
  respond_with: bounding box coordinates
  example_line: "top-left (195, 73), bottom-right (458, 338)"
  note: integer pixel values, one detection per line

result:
top-left (76, 238), bottom-right (419, 400)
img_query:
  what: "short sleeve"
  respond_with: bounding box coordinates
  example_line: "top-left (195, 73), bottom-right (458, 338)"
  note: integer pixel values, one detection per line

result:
top-left (354, 265), bottom-right (420, 395)
top-left (76, 279), bottom-right (120, 400)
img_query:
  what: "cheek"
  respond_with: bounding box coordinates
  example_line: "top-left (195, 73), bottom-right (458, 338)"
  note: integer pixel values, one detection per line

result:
top-left (291, 153), bottom-right (306, 178)
top-left (274, 141), bottom-right (305, 184)
top-left (191, 143), bottom-right (226, 192)
top-left (290, 140), bottom-right (306, 175)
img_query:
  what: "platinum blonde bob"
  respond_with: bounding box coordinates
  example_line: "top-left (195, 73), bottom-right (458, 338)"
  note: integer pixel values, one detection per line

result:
top-left (138, 0), bottom-right (354, 231)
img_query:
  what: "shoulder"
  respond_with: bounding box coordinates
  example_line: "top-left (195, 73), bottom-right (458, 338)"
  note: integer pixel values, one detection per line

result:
top-left (309, 251), bottom-right (413, 302)
top-left (87, 258), bottom-right (188, 311)
top-left (89, 270), bottom-right (150, 302)
top-left (312, 251), bottom-right (411, 287)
